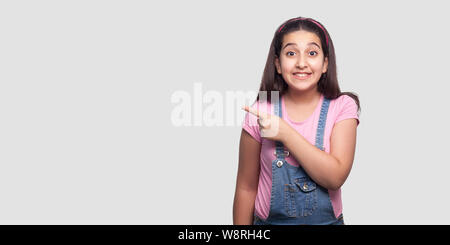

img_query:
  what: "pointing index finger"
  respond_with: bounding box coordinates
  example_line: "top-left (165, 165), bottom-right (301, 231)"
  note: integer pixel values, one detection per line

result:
top-left (242, 105), bottom-right (266, 118)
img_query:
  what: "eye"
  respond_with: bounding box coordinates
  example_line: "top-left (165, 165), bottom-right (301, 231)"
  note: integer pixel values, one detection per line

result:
top-left (309, 51), bottom-right (318, 56)
top-left (286, 51), bottom-right (296, 56)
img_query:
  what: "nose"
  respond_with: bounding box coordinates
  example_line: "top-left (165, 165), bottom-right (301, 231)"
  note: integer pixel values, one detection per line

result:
top-left (295, 54), bottom-right (307, 68)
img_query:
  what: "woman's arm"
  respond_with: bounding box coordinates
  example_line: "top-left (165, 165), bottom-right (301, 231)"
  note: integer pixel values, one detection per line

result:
top-left (233, 129), bottom-right (261, 225)
top-left (281, 118), bottom-right (358, 190)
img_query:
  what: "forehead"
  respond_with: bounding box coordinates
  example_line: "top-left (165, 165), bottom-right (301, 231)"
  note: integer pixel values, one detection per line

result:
top-left (282, 30), bottom-right (322, 49)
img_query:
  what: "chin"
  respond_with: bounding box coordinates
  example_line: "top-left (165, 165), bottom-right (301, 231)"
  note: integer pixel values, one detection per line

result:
top-left (287, 80), bottom-right (318, 92)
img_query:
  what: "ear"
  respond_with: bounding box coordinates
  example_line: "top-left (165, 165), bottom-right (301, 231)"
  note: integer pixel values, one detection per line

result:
top-left (275, 57), bottom-right (282, 74)
top-left (322, 56), bottom-right (328, 73)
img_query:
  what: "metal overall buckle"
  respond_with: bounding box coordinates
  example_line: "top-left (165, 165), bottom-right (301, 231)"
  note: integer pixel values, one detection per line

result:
top-left (274, 149), bottom-right (289, 168)
top-left (274, 149), bottom-right (289, 157)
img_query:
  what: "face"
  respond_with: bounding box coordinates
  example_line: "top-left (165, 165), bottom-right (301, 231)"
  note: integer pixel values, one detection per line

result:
top-left (275, 30), bottom-right (328, 92)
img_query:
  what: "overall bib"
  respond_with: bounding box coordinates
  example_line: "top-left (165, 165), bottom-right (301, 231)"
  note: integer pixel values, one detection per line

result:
top-left (253, 96), bottom-right (344, 225)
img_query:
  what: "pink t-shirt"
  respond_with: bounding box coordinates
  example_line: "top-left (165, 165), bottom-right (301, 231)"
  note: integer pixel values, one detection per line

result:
top-left (242, 93), bottom-right (360, 220)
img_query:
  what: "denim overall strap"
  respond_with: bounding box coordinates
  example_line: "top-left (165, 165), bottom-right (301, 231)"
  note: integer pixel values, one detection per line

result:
top-left (315, 98), bottom-right (331, 151)
top-left (273, 96), bottom-right (287, 159)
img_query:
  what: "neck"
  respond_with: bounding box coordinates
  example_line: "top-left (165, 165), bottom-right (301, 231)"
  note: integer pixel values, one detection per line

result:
top-left (285, 87), bottom-right (321, 105)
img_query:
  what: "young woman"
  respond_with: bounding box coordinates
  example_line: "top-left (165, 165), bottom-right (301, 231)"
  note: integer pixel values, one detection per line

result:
top-left (233, 17), bottom-right (361, 225)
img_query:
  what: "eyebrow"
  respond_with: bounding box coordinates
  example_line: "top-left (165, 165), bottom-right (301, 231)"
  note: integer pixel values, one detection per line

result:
top-left (282, 42), bottom-right (321, 50)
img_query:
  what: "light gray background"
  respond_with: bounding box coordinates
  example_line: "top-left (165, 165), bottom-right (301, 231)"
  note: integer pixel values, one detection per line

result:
top-left (1, 0), bottom-right (449, 224)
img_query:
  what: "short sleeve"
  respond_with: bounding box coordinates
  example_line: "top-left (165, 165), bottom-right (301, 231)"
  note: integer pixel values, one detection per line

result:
top-left (242, 102), bottom-right (262, 143)
top-left (335, 95), bottom-right (360, 126)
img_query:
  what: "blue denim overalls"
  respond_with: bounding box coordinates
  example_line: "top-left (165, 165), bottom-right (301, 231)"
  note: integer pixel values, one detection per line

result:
top-left (253, 96), bottom-right (344, 225)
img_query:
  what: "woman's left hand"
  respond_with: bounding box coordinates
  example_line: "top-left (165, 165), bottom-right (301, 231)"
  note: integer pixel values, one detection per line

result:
top-left (242, 105), bottom-right (292, 142)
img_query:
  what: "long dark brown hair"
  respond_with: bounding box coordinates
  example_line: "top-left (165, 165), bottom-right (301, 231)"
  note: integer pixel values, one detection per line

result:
top-left (256, 17), bottom-right (360, 113)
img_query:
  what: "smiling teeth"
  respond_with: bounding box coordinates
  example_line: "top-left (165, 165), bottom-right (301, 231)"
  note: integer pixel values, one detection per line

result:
top-left (295, 73), bottom-right (310, 77)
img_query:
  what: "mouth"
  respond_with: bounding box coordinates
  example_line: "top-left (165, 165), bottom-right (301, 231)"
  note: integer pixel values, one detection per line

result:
top-left (292, 72), bottom-right (312, 80)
